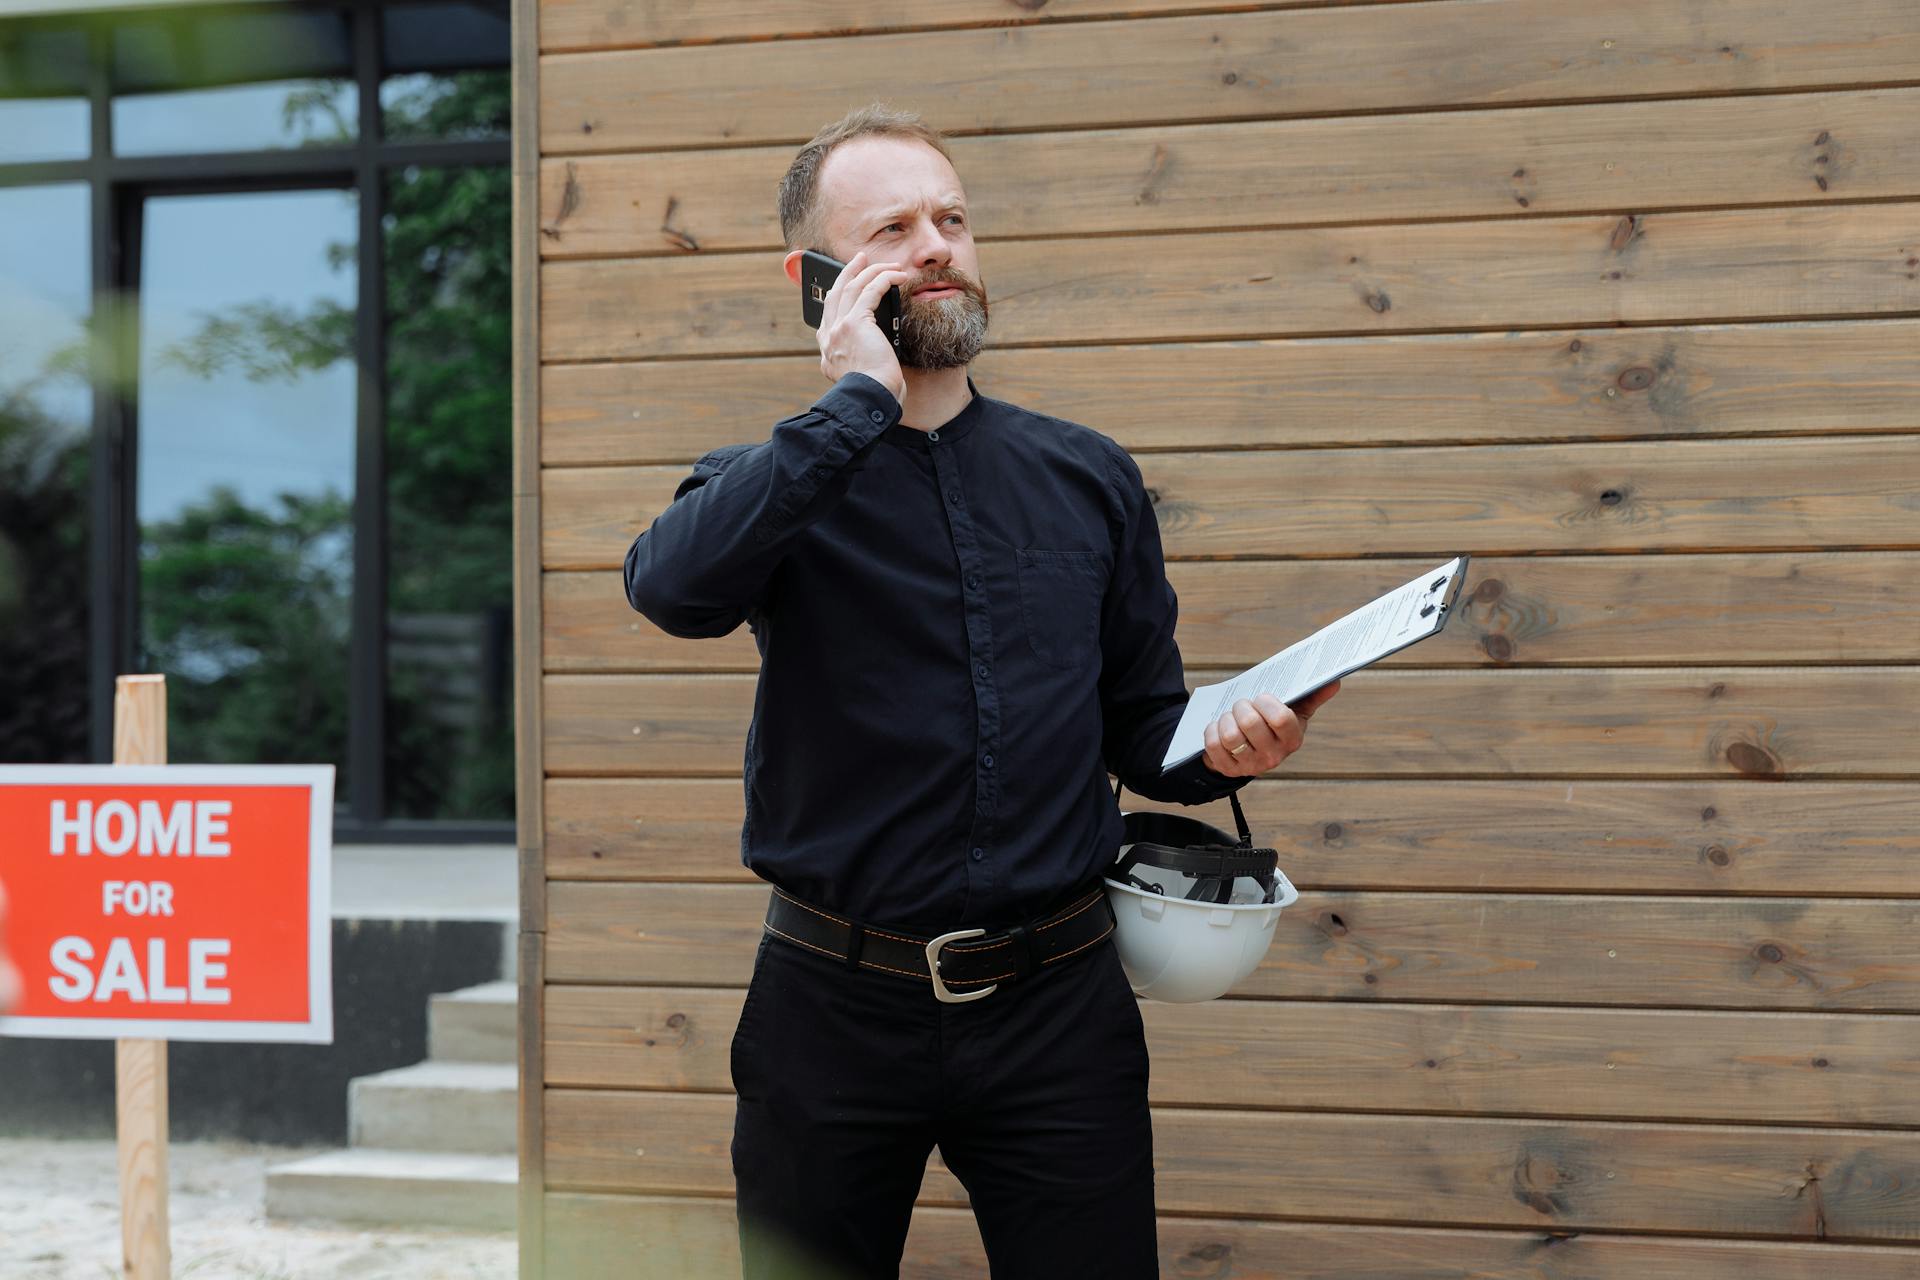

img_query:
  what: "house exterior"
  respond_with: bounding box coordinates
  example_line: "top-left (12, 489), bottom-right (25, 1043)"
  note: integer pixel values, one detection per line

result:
top-left (515, 2), bottom-right (1920, 1275)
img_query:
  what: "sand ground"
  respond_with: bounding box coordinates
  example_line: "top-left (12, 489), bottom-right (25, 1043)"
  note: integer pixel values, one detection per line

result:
top-left (1, 1137), bottom-right (516, 1279)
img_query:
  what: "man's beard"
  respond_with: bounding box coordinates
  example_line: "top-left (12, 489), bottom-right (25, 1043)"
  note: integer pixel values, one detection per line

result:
top-left (897, 267), bottom-right (989, 370)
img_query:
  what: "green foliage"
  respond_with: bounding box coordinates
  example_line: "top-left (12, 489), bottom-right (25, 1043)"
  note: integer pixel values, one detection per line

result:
top-left (158, 298), bottom-right (356, 382)
top-left (141, 487), bottom-right (352, 773)
top-left (0, 390), bottom-right (91, 764)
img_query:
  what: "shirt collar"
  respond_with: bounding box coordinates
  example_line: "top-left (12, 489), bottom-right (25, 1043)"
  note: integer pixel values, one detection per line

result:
top-left (882, 374), bottom-right (986, 450)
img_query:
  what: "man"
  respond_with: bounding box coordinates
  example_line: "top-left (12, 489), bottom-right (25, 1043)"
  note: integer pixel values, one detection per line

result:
top-left (624, 104), bottom-right (1338, 1280)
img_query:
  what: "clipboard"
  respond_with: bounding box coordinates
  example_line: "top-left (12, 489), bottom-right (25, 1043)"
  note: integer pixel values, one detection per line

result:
top-left (1159, 555), bottom-right (1472, 773)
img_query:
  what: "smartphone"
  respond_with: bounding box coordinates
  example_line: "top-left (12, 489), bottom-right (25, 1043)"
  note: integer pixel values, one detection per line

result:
top-left (799, 250), bottom-right (903, 349)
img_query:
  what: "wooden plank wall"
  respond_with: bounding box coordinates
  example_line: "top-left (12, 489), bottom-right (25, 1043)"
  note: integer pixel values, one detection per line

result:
top-left (516, 1), bottom-right (1920, 1274)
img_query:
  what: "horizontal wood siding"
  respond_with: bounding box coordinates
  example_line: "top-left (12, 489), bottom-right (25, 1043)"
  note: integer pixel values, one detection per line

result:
top-left (525, 0), bottom-right (1920, 1271)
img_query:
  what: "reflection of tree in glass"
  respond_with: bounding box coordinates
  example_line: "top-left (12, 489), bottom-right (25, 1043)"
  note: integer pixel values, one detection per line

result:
top-left (142, 488), bottom-right (352, 771)
top-left (152, 70), bottom-right (513, 820)
top-left (0, 387), bottom-right (90, 764)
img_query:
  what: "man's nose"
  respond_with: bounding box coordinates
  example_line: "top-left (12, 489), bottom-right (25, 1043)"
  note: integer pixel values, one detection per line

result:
top-left (906, 217), bottom-right (951, 269)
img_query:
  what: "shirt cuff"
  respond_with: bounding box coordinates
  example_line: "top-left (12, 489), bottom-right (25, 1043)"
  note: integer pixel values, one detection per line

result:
top-left (812, 372), bottom-right (902, 432)
top-left (1164, 752), bottom-right (1253, 804)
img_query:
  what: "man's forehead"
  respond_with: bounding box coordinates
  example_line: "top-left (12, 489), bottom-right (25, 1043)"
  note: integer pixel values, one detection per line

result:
top-left (818, 137), bottom-right (966, 227)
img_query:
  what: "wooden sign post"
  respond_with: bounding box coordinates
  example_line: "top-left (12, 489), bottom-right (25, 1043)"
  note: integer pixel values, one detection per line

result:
top-left (114, 674), bottom-right (170, 1279)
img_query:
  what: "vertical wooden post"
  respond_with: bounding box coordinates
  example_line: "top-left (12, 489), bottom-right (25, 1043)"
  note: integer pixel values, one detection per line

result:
top-left (113, 674), bottom-right (170, 1280)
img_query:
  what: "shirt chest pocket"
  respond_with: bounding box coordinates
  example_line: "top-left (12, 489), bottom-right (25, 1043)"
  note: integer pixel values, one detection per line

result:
top-left (1016, 548), bottom-right (1106, 669)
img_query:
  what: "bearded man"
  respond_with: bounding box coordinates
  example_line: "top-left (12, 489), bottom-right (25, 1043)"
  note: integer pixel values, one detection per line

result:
top-left (623, 104), bottom-right (1337, 1280)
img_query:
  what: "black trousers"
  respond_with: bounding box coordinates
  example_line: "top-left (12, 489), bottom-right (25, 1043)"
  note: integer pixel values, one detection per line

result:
top-left (730, 928), bottom-right (1158, 1279)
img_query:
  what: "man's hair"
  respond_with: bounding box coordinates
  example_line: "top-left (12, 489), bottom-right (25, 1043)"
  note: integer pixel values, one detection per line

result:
top-left (778, 104), bottom-right (955, 252)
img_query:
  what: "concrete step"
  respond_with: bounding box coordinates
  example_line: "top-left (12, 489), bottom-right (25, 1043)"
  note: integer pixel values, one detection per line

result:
top-left (265, 1149), bottom-right (517, 1230)
top-left (349, 1061), bottom-right (517, 1155)
top-left (429, 979), bottom-right (518, 1064)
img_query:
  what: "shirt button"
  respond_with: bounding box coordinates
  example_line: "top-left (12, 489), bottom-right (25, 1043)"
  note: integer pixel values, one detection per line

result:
top-left (970, 847), bottom-right (984, 862)
top-left (813, 466), bottom-right (829, 479)
top-left (982, 754), bottom-right (994, 769)
top-left (966, 574), bottom-right (979, 589)
top-left (869, 409), bottom-right (885, 423)
top-left (976, 663), bottom-right (989, 679)
top-left (948, 490), bottom-right (962, 505)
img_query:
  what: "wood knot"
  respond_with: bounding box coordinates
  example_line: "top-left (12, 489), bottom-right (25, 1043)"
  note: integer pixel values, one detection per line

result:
top-left (1425, 1058), bottom-right (1439, 1068)
top-left (1363, 972), bottom-right (1378, 984)
top-left (1183, 1242), bottom-right (1231, 1264)
top-left (1756, 942), bottom-right (1784, 964)
top-left (1812, 1057), bottom-right (1830, 1068)
top-left (1324, 911), bottom-right (1348, 936)
top-left (1608, 214), bottom-right (1643, 252)
top-left (589, 848), bottom-right (604, 858)
top-left (1221, 71), bottom-right (1239, 85)
top-left (1725, 741), bottom-right (1783, 779)
top-left (1364, 288), bottom-right (1392, 313)
top-left (1474, 577), bottom-right (1506, 603)
top-left (1599, 489), bottom-right (1624, 506)
top-left (1322, 822), bottom-right (1343, 841)
top-left (1701, 806), bottom-right (1717, 821)
top-left (1482, 634), bottom-right (1514, 662)
top-left (1708, 682), bottom-right (1727, 699)
top-left (665, 1012), bottom-right (687, 1029)
top-left (1616, 365), bottom-right (1655, 391)
top-left (1705, 844), bottom-right (1730, 867)
top-left (1568, 338), bottom-right (1583, 352)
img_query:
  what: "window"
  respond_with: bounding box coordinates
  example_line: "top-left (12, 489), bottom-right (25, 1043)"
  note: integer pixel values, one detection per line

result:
top-left (0, 0), bottom-right (511, 836)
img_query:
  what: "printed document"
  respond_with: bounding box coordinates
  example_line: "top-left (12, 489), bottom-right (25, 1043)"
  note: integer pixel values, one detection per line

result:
top-left (1160, 556), bottom-right (1469, 772)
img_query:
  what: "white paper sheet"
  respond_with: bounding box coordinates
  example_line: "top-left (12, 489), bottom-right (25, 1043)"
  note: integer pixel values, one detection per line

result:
top-left (1160, 556), bottom-right (1467, 772)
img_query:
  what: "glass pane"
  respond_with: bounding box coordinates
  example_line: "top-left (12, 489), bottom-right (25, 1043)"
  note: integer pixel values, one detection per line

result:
top-left (113, 79), bottom-right (356, 156)
top-left (0, 97), bottom-right (90, 165)
top-left (384, 163), bottom-right (512, 822)
top-left (0, 184), bottom-right (91, 764)
top-left (380, 69), bottom-right (508, 142)
top-left (136, 189), bottom-right (357, 790)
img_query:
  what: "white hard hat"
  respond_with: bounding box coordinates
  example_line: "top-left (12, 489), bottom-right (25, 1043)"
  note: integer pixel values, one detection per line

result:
top-left (1103, 789), bottom-right (1299, 1003)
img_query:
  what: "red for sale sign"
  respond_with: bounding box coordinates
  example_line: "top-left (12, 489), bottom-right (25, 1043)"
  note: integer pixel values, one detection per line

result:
top-left (0, 766), bottom-right (333, 1044)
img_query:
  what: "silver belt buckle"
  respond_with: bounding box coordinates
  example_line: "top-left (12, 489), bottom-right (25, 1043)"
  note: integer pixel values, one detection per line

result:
top-left (925, 928), bottom-right (997, 1004)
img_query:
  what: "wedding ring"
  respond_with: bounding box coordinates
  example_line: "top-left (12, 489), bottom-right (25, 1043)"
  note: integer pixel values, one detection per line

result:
top-left (1229, 743), bottom-right (1250, 755)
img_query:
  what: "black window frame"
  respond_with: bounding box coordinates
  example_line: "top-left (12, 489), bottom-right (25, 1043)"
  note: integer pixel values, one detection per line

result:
top-left (0, 0), bottom-right (512, 843)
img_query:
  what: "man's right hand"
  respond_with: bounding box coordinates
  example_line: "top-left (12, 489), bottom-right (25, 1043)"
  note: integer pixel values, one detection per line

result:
top-left (815, 250), bottom-right (910, 406)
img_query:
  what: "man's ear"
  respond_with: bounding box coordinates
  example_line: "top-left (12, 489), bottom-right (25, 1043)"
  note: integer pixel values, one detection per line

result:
top-left (782, 248), bottom-right (807, 287)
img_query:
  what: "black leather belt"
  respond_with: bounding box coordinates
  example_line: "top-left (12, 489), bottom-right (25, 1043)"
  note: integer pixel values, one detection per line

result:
top-left (763, 884), bottom-right (1117, 1004)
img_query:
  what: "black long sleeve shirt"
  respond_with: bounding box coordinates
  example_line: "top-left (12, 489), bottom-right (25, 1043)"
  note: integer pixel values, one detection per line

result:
top-left (624, 371), bottom-right (1249, 931)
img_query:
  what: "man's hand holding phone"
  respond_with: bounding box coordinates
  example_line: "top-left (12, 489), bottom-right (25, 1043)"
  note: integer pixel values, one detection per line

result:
top-left (811, 250), bottom-right (911, 406)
